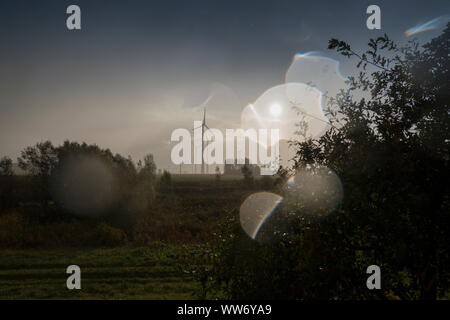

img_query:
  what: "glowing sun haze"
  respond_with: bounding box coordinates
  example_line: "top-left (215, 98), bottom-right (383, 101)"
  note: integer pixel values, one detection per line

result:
top-left (0, 0), bottom-right (448, 172)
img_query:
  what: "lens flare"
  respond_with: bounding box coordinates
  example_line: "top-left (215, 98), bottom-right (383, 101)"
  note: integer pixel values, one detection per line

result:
top-left (50, 156), bottom-right (118, 217)
top-left (285, 52), bottom-right (351, 113)
top-left (405, 15), bottom-right (450, 37)
top-left (270, 103), bottom-right (282, 117)
top-left (239, 192), bottom-right (284, 239)
top-left (284, 165), bottom-right (343, 216)
top-left (241, 83), bottom-right (326, 143)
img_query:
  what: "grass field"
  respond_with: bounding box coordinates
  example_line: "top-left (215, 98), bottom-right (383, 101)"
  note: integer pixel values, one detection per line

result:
top-left (0, 245), bottom-right (200, 299)
top-left (0, 175), bottom-right (273, 299)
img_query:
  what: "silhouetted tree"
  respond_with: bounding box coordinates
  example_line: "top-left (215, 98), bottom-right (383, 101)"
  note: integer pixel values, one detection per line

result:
top-left (241, 164), bottom-right (254, 187)
top-left (203, 25), bottom-right (450, 300)
top-left (137, 153), bottom-right (157, 207)
top-left (215, 166), bottom-right (221, 183)
top-left (17, 141), bottom-right (57, 177)
top-left (0, 156), bottom-right (14, 210)
top-left (0, 157), bottom-right (13, 176)
top-left (158, 170), bottom-right (173, 193)
top-left (17, 141), bottom-right (58, 203)
top-left (50, 141), bottom-right (139, 223)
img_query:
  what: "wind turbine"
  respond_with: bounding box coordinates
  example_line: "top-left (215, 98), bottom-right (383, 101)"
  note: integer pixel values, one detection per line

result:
top-left (192, 107), bottom-right (210, 174)
top-left (200, 108), bottom-right (210, 174)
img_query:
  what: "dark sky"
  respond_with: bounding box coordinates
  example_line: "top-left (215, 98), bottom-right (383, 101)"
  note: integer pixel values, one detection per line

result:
top-left (1, 0), bottom-right (449, 170)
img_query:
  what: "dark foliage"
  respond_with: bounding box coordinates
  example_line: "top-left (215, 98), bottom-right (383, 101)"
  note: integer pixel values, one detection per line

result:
top-left (201, 25), bottom-right (450, 300)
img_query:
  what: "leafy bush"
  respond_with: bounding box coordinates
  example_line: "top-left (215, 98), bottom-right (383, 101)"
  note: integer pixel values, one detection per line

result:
top-left (200, 25), bottom-right (450, 300)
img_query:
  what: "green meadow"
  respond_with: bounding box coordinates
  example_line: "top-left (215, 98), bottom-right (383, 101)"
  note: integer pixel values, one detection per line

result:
top-left (0, 172), bottom-right (266, 300)
top-left (0, 245), bottom-right (200, 299)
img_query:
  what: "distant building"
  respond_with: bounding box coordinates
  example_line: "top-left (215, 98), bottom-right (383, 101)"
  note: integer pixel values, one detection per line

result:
top-left (223, 158), bottom-right (260, 176)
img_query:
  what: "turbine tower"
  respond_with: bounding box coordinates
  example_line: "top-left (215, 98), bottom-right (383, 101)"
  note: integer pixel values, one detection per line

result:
top-left (192, 107), bottom-right (210, 174)
top-left (201, 108), bottom-right (210, 174)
